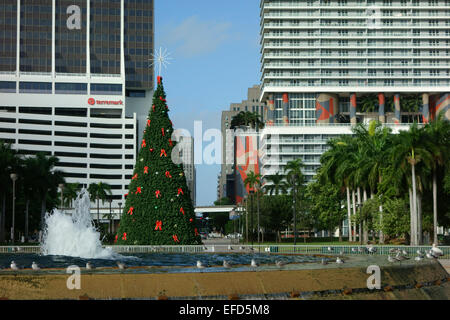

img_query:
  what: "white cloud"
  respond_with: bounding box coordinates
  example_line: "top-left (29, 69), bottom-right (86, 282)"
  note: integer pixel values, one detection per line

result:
top-left (161, 16), bottom-right (233, 58)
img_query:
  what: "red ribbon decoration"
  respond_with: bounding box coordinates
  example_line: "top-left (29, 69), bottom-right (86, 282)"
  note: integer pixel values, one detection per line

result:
top-left (150, 148), bottom-right (154, 152)
top-left (157, 76), bottom-right (162, 84)
top-left (135, 187), bottom-right (142, 194)
top-left (159, 96), bottom-right (166, 102)
top-left (168, 138), bottom-right (173, 147)
top-left (144, 166), bottom-right (149, 174)
top-left (165, 171), bottom-right (172, 178)
top-left (172, 235), bottom-right (180, 243)
top-left (180, 207), bottom-right (185, 215)
top-left (132, 173), bottom-right (138, 180)
top-left (155, 190), bottom-right (161, 198)
top-left (160, 149), bottom-right (167, 157)
top-left (155, 220), bottom-right (162, 231)
top-left (127, 207), bottom-right (134, 215)
top-left (189, 218), bottom-right (193, 222)
top-left (122, 233), bottom-right (127, 241)
top-left (124, 193), bottom-right (128, 198)
top-left (147, 119), bottom-right (151, 127)
top-left (141, 139), bottom-right (146, 148)
top-left (194, 228), bottom-right (199, 236)
top-left (152, 105), bottom-right (155, 111)
top-left (177, 188), bottom-right (184, 196)
top-left (114, 234), bottom-right (118, 243)
top-left (161, 128), bottom-right (165, 136)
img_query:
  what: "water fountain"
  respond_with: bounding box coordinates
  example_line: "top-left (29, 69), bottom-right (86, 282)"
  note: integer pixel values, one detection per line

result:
top-left (41, 188), bottom-right (117, 259)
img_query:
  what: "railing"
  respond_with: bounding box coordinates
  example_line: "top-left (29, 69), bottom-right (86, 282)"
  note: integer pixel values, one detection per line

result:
top-left (1, 244), bottom-right (447, 259)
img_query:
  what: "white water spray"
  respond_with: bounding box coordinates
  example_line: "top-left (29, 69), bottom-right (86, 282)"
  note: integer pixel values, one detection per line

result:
top-left (41, 188), bottom-right (117, 259)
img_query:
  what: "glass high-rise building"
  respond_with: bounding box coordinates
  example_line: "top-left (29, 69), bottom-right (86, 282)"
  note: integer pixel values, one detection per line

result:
top-left (0, 0), bottom-right (154, 206)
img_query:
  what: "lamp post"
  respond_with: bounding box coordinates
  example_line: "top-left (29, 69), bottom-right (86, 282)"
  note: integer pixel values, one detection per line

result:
top-left (10, 173), bottom-right (18, 244)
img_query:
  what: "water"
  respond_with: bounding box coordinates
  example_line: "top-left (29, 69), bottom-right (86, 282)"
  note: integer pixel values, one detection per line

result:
top-left (41, 188), bottom-right (119, 260)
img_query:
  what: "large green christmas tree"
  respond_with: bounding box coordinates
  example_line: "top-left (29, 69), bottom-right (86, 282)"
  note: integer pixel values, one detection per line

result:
top-left (116, 76), bottom-right (202, 245)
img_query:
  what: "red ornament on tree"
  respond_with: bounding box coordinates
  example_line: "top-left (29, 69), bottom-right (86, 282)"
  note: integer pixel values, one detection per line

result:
top-left (177, 188), bottom-right (184, 196)
top-left (155, 190), bottom-right (161, 198)
top-left (141, 139), bottom-right (146, 148)
top-left (172, 235), bottom-right (180, 243)
top-left (189, 218), bottom-right (193, 222)
top-left (147, 119), bottom-right (151, 127)
top-left (159, 96), bottom-right (166, 102)
top-left (161, 128), bottom-right (165, 136)
top-left (165, 171), bottom-right (172, 178)
top-left (152, 105), bottom-right (156, 112)
top-left (157, 76), bottom-right (162, 84)
top-left (160, 149), bottom-right (167, 157)
top-left (122, 232), bottom-right (127, 241)
top-left (150, 148), bottom-right (154, 152)
top-left (114, 234), bottom-right (118, 243)
top-left (135, 187), bottom-right (142, 194)
top-left (144, 166), bottom-right (149, 174)
top-left (132, 173), bottom-right (138, 180)
top-left (194, 228), bottom-right (199, 236)
top-left (127, 207), bottom-right (134, 215)
top-left (180, 207), bottom-right (185, 215)
top-left (155, 220), bottom-right (162, 231)
top-left (168, 138), bottom-right (173, 147)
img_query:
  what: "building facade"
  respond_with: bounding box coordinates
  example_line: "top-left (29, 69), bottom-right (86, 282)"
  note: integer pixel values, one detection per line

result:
top-left (218, 85), bottom-right (266, 201)
top-left (173, 135), bottom-right (196, 205)
top-left (0, 0), bottom-right (154, 206)
top-left (260, 0), bottom-right (450, 125)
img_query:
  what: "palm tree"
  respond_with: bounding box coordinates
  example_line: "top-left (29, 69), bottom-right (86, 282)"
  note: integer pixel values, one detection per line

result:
top-left (20, 156), bottom-right (41, 242)
top-left (360, 95), bottom-right (378, 113)
top-left (391, 124), bottom-right (433, 245)
top-left (423, 115), bottom-right (450, 244)
top-left (88, 182), bottom-right (112, 226)
top-left (244, 171), bottom-right (262, 245)
top-left (285, 159), bottom-right (304, 245)
top-left (0, 141), bottom-right (20, 242)
top-left (32, 153), bottom-right (65, 229)
top-left (63, 183), bottom-right (80, 208)
top-left (263, 173), bottom-right (288, 195)
top-left (231, 111), bottom-right (264, 130)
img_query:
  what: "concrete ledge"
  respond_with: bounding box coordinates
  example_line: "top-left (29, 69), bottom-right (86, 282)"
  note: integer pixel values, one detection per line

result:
top-left (0, 261), bottom-right (448, 300)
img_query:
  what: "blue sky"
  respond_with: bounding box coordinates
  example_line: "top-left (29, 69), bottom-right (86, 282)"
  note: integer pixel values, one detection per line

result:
top-left (154, 1), bottom-right (261, 205)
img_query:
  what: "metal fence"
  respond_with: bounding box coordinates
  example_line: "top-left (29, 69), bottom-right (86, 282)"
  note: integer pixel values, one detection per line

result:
top-left (0, 245), bottom-right (448, 259)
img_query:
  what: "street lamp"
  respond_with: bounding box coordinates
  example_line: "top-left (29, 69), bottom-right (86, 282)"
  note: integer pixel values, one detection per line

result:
top-left (59, 183), bottom-right (65, 211)
top-left (10, 173), bottom-right (18, 244)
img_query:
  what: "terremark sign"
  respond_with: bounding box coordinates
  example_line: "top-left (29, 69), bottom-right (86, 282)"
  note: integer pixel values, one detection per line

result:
top-left (88, 98), bottom-right (123, 106)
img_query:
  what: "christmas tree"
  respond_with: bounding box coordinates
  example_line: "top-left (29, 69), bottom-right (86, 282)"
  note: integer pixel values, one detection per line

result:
top-left (116, 76), bottom-right (202, 245)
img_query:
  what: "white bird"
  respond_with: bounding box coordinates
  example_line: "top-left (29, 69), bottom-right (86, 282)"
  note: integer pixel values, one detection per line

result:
top-left (203, 246), bottom-right (208, 251)
top-left (117, 262), bottom-right (126, 270)
top-left (239, 246), bottom-right (245, 251)
top-left (31, 262), bottom-right (40, 271)
top-left (196, 261), bottom-right (205, 269)
top-left (327, 247), bottom-right (333, 252)
top-left (223, 260), bottom-right (232, 268)
top-left (417, 250), bottom-right (424, 256)
top-left (388, 255), bottom-right (396, 263)
top-left (426, 251), bottom-right (435, 259)
top-left (250, 259), bottom-right (259, 268)
top-left (389, 248), bottom-right (398, 254)
top-left (431, 244), bottom-right (443, 257)
top-left (402, 249), bottom-right (408, 256)
top-left (276, 260), bottom-right (286, 268)
top-left (227, 245), bottom-right (233, 251)
top-left (415, 256), bottom-right (423, 261)
top-left (367, 246), bottom-right (377, 254)
top-left (10, 261), bottom-right (19, 271)
top-left (336, 257), bottom-right (344, 264)
top-left (321, 259), bottom-right (328, 265)
top-left (86, 262), bottom-right (94, 270)
top-left (351, 248), bottom-right (357, 253)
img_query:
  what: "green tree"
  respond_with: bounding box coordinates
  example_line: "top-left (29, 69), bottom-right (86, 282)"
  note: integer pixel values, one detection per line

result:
top-left (63, 183), bottom-right (80, 208)
top-left (244, 171), bottom-right (262, 244)
top-left (88, 182), bottom-right (112, 225)
top-left (116, 77), bottom-right (201, 245)
top-left (263, 173), bottom-right (288, 196)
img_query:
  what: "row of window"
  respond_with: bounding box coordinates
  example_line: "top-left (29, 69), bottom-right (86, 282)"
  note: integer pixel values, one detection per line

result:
top-left (0, 81), bottom-right (122, 95)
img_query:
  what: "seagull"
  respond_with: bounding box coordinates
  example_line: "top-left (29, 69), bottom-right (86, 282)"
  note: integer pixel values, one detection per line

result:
top-left (395, 252), bottom-right (409, 261)
top-left (336, 257), bottom-right (344, 264)
top-left (351, 248), bottom-right (357, 253)
top-left (389, 248), bottom-right (398, 254)
top-left (426, 251), bottom-right (436, 259)
top-left (417, 250), bottom-right (424, 256)
top-left (223, 260), bottom-right (232, 268)
top-left (31, 262), bottom-right (40, 271)
top-left (227, 245), bottom-right (233, 251)
top-left (117, 262), bottom-right (126, 270)
top-left (327, 247), bottom-right (333, 252)
top-left (10, 261), bottom-right (19, 271)
top-left (367, 246), bottom-right (377, 254)
top-left (339, 250), bottom-right (344, 256)
top-left (86, 262), bottom-right (95, 270)
top-left (388, 255), bottom-right (396, 263)
top-left (415, 256), bottom-right (423, 261)
top-left (276, 260), bottom-right (286, 268)
top-left (203, 246), bottom-right (208, 251)
top-left (321, 259), bottom-right (328, 265)
top-left (431, 244), bottom-right (443, 257)
top-left (196, 261), bottom-right (206, 269)
top-left (402, 249), bottom-right (408, 256)
top-left (250, 259), bottom-right (259, 268)
top-left (239, 246), bottom-right (245, 251)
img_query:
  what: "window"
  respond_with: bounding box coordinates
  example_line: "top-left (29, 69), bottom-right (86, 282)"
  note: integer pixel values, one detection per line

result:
top-left (0, 81), bottom-right (16, 93)
top-left (55, 83), bottom-right (87, 95)
top-left (90, 83), bottom-right (122, 95)
top-left (19, 82), bottom-right (52, 94)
